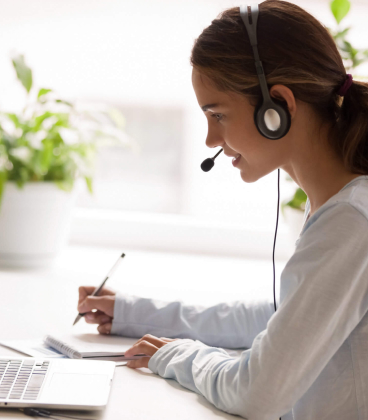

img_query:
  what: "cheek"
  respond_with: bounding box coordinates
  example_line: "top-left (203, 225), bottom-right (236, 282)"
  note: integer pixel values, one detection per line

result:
top-left (225, 118), bottom-right (259, 153)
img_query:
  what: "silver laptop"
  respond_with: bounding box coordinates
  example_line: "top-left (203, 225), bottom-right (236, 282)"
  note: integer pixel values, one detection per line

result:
top-left (0, 357), bottom-right (115, 410)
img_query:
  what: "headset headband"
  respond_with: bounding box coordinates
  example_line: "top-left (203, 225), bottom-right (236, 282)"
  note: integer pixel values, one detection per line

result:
top-left (240, 4), bottom-right (271, 102)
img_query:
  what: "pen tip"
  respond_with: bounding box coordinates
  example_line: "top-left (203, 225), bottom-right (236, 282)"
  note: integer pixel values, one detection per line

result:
top-left (73, 314), bottom-right (81, 326)
top-left (121, 253), bottom-right (125, 258)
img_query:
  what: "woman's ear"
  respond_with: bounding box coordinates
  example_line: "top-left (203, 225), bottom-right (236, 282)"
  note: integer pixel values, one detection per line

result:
top-left (270, 85), bottom-right (297, 118)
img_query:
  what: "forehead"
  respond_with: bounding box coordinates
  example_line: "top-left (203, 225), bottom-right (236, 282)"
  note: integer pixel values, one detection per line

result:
top-left (191, 67), bottom-right (245, 110)
top-left (191, 68), bottom-right (230, 104)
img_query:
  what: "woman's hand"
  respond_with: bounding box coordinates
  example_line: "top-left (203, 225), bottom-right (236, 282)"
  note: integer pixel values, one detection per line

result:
top-left (124, 334), bottom-right (179, 369)
top-left (77, 286), bottom-right (116, 334)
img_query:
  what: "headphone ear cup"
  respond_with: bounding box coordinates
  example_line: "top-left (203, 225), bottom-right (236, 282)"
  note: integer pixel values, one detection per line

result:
top-left (254, 98), bottom-right (291, 140)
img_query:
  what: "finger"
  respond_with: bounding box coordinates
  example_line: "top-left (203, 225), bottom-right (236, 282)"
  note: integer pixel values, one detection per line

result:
top-left (159, 337), bottom-right (179, 342)
top-left (85, 309), bottom-right (105, 318)
top-left (85, 311), bottom-right (112, 325)
top-left (97, 322), bottom-right (112, 335)
top-left (78, 295), bottom-right (115, 317)
top-left (78, 286), bottom-right (115, 306)
top-left (126, 357), bottom-right (150, 369)
top-left (78, 287), bottom-right (95, 306)
top-left (133, 334), bottom-right (169, 349)
top-left (124, 340), bottom-right (159, 358)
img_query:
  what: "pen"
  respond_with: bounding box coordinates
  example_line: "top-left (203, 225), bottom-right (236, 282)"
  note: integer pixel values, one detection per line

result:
top-left (73, 253), bottom-right (126, 326)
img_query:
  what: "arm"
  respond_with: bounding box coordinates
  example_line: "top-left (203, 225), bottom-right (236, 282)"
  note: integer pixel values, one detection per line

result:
top-left (111, 294), bottom-right (274, 349)
top-left (147, 203), bottom-right (368, 419)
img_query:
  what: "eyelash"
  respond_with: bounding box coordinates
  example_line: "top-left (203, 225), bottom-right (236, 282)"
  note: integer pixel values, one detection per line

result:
top-left (211, 113), bottom-right (223, 122)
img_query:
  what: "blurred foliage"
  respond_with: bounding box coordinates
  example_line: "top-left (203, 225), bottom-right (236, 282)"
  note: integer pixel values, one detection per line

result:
top-left (282, 0), bottom-right (368, 214)
top-left (281, 176), bottom-right (308, 216)
top-left (0, 54), bottom-right (133, 204)
top-left (328, 0), bottom-right (368, 71)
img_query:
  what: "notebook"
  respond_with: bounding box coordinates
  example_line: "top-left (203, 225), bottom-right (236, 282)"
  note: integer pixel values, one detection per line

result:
top-left (44, 334), bottom-right (146, 360)
top-left (0, 334), bottom-right (146, 361)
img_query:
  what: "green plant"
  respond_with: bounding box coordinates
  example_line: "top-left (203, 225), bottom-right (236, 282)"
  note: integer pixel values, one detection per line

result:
top-left (282, 0), bottom-right (368, 214)
top-left (0, 54), bottom-right (132, 204)
top-left (281, 176), bottom-right (308, 215)
top-left (329, 0), bottom-right (368, 71)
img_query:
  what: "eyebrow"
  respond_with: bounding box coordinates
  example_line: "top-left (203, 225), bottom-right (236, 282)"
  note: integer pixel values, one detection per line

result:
top-left (201, 103), bottom-right (220, 112)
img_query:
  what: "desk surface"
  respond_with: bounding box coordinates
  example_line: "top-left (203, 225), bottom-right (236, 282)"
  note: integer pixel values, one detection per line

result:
top-left (0, 244), bottom-right (287, 419)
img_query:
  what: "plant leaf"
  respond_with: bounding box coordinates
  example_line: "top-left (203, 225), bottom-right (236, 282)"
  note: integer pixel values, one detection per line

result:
top-left (0, 171), bottom-right (7, 207)
top-left (282, 188), bottom-right (307, 212)
top-left (84, 176), bottom-right (93, 194)
top-left (333, 27), bottom-right (350, 39)
top-left (37, 88), bottom-right (52, 100)
top-left (11, 54), bottom-right (33, 93)
top-left (39, 139), bottom-right (54, 173)
top-left (55, 179), bottom-right (74, 192)
top-left (108, 108), bottom-right (126, 129)
top-left (5, 113), bottom-right (21, 128)
top-left (55, 99), bottom-right (73, 107)
top-left (330, 0), bottom-right (351, 24)
top-left (294, 188), bottom-right (307, 202)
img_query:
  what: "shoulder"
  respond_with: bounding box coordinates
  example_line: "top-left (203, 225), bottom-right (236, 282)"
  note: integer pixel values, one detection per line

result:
top-left (296, 200), bottom-right (368, 257)
top-left (302, 177), bottom-right (368, 238)
top-left (345, 177), bottom-right (368, 222)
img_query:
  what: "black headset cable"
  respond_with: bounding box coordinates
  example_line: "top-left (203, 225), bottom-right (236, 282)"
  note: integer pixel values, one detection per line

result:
top-left (273, 168), bottom-right (280, 312)
top-left (273, 169), bottom-right (282, 420)
top-left (272, 169), bottom-right (281, 420)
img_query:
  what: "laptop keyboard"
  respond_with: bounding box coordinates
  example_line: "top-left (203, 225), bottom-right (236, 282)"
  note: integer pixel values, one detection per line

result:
top-left (0, 359), bottom-right (50, 401)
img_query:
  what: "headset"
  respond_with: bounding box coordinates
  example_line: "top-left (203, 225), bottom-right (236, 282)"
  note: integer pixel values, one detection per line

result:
top-left (201, 6), bottom-right (289, 418)
top-left (240, 4), bottom-right (291, 139)
top-left (201, 3), bottom-right (291, 172)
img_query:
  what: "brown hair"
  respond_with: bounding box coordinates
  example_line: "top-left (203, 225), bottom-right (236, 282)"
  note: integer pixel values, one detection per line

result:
top-left (190, 0), bottom-right (368, 174)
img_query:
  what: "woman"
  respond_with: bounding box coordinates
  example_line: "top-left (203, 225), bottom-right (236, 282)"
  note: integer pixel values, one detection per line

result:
top-left (77, 1), bottom-right (368, 419)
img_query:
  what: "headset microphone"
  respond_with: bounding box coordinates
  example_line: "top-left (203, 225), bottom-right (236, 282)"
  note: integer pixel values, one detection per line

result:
top-left (201, 148), bottom-right (223, 172)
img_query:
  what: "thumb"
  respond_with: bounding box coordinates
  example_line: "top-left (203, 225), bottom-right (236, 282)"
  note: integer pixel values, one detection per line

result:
top-left (78, 295), bottom-right (115, 317)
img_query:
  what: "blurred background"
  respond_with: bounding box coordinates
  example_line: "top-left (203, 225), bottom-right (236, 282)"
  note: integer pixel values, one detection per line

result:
top-left (0, 0), bottom-right (367, 262)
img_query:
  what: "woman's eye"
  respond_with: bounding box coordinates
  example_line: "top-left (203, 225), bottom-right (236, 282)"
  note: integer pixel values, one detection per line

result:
top-left (211, 113), bottom-right (223, 122)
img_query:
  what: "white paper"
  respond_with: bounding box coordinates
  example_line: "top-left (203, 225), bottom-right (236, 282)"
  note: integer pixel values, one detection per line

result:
top-left (0, 339), bottom-right (67, 358)
top-left (45, 333), bottom-right (140, 357)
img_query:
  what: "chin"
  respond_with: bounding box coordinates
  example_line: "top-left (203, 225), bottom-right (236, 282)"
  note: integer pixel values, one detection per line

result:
top-left (240, 170), bottom-right (260, 183)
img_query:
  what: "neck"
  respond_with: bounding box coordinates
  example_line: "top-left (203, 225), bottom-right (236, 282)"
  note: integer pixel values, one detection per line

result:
top-left (282, 114), bottom-right (361, 217)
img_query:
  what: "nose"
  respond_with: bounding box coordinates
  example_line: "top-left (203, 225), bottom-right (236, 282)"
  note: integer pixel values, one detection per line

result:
top-left (205, 125), bottom-right (224, 149)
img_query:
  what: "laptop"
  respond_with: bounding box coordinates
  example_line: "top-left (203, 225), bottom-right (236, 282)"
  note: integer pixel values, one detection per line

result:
top-left (0, 357), bottom-right (115, 410)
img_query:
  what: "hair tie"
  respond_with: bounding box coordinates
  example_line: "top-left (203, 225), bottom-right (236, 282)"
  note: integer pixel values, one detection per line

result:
top-left (337, 74), bottom-right (353, 97)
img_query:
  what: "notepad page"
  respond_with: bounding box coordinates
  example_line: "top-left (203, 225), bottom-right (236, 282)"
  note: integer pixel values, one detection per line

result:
top-left (44, 333), bottom-right (139, 357)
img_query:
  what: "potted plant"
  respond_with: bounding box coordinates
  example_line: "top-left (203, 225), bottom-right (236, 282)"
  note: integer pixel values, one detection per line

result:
top-left (0, 54), bottom-right (132, 267)
top-left (282, 0), bottom-right (368, 242)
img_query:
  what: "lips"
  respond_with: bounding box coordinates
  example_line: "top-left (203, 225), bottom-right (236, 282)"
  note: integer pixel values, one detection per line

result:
top-left (232, 154), bottom-right (241, 167)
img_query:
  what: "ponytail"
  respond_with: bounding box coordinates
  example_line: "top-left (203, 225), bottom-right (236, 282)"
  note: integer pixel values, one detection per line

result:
top-left (334, 81), bottom-right (368, 174)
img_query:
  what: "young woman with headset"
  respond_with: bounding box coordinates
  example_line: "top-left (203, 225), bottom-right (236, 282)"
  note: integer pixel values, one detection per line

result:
top-left (77, 1), bottom-right (368, 419)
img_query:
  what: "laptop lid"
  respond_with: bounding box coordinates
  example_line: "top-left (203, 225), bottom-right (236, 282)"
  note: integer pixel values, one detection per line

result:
top-left (0, 357), bottom-right (115, 410)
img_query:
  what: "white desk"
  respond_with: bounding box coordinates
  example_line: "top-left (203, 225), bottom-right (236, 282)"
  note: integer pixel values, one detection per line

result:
top-left (0, 245), bottom-right (287, 419)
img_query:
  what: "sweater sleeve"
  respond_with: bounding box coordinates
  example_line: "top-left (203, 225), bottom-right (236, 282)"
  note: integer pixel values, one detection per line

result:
top-left (148, 203), bottom-right (368, 419)
top-left (111, 293), bottom-right (274, 349)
